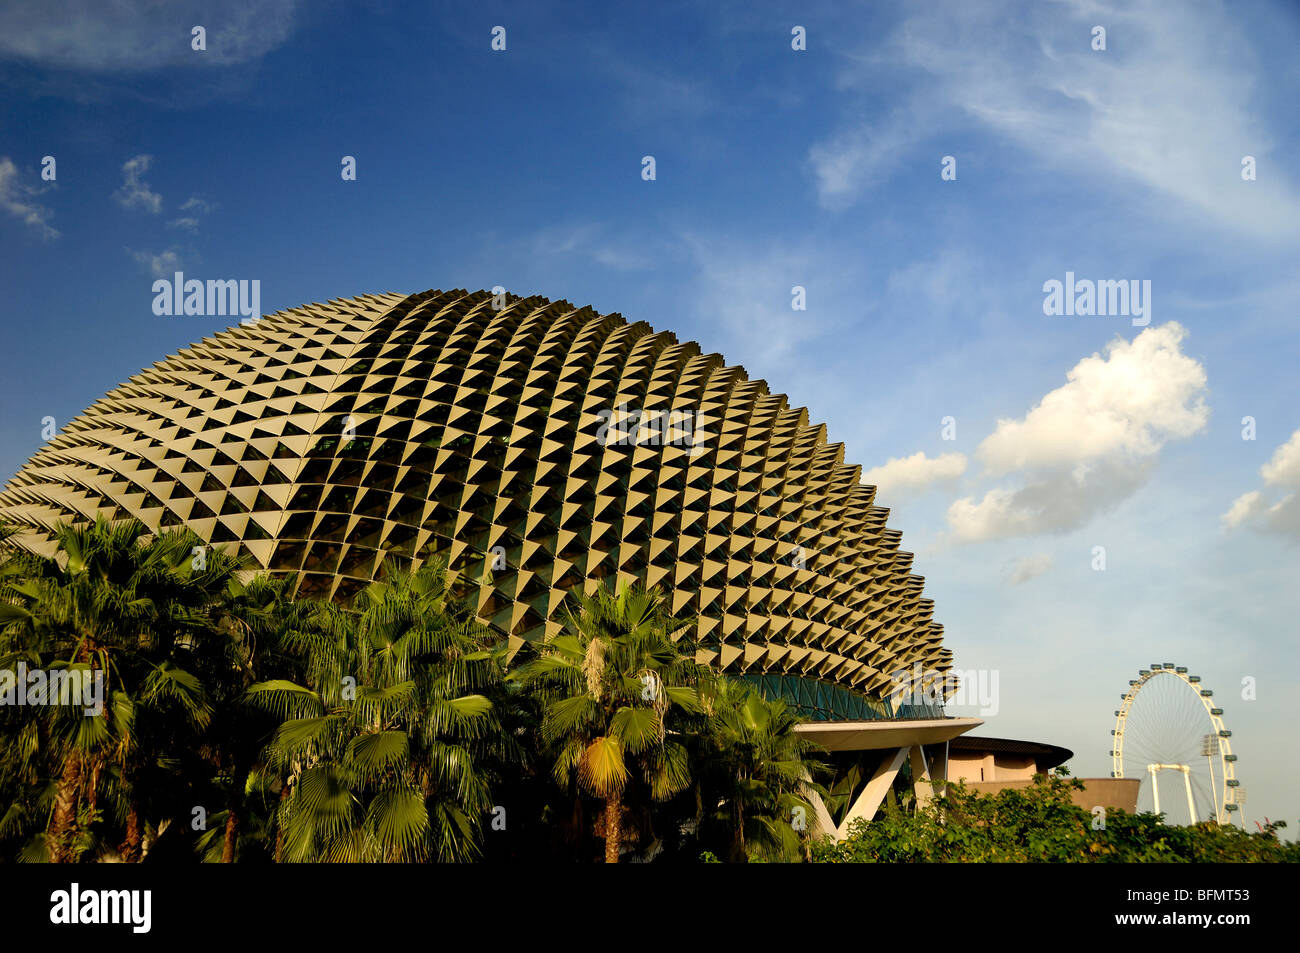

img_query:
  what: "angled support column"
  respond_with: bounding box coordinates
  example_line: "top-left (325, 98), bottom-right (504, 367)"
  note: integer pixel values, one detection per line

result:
top-left (800, 766), bottom-right (837, 841)
top-left (910, 744), bottom-right (935, 808)
top-left (837, 746), bottom-right (909, 837)
top-left (805, 787), bottom-right (837, 841)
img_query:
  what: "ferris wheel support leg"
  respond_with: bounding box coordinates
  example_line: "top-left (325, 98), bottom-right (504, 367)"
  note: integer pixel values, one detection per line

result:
top-left (1181, 766), bottom-right (1196, 825)
top-left (1148, 765), bottom-right (1161, 820)
top-left (1206, 756), bottom-right (1220, 824)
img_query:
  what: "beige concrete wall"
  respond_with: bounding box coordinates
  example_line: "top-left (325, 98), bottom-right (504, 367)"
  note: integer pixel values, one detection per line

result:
top-left (948, 752), bottom-right (992, 781)
top-left (948, 751), bottom-right (1038, 782)
top-left (958, 778), bottom-right (1140, 814)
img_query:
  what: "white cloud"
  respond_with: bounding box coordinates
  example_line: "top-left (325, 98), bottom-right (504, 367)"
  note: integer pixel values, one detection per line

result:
top-left (807, 104), bottom-right (924, 210)
top-left (809, 0), bottom-right (1300, 237)
top-left (0, 1), bottom-right (299, 71)
top-left (1006, 552), bottom-right (1053, 585)
top-left (680, 233), bottom-right (853, 366)
top-left (113, 155), bottom-right (162, 213)
top-left (1260, 428), bottom-right (1300, 488)
top-left (530, 223), bottom-right (653, 271)
top-left (167, 195), bottom-right (215, 231)
top-left (129, 247), bottom-right (183, 278)
top-left (594, 49), bottom-right (719, 121)
top-left (978, 322), bottom-right (1208, 474)
top-left (1223, 427), bottom-right (1300, 538)
top-left (1222, 490), bottom-right (1263, 530)
top-left (948, 459), bottom-right (1152, 543)
top-left (948, 322), bottom-right (1207, 542)
top-left (862, 451), bottom-right (967, 498)
top-left (0, 157), bottom-right (58, 240)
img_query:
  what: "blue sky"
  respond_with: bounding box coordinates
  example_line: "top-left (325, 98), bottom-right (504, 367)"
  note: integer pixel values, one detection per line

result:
top-left (1, 0), bottom-right (1298, 829)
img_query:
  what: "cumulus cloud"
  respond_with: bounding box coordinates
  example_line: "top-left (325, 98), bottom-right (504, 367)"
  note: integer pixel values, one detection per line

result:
top-left (1223, 427), bottom-right (1300, 538)
top-left (0, 157), bottom-right (58, 240)
top-left (1222, 490), bottom-right (1263, 530)
top-left (808, 0), bottom-right (1300, 236)
top-left (978, 322), bottom-right (1209, 474)
top-left (948, 323), bottom-right (1208, 542)
top-left (0, 1), bottom-right (300, 71)
top-left (862, 451), bottom-right (967, 498)
top-left (1006, 553), bottom-right (1053, 585)
top-left (1261, 429), bottom-right (1300, 487)
top-left (113, 155), bottom-right (162, 213)
top-left (949, 460), bottom-right (1153, 542)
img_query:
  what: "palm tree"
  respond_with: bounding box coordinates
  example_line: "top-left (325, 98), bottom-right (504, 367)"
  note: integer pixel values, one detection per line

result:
top-left (697, 679), bottom-right (829, 862)
top-left (0, 517), bottom-right (242, 861)
top-left (245, 560), bottom-right (512, 862)
top-left (513, 581), bottom-right (704, 863)
top-left (191, 571), bottom-right (321, 862)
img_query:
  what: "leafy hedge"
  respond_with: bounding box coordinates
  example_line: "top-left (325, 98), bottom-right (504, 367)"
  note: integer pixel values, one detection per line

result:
top-left (812, 769), bottom-right (1299, 863)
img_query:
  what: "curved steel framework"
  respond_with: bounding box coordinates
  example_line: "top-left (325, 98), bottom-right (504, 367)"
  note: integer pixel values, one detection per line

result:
top-left (1111, 663), bottom-right (1240, 826)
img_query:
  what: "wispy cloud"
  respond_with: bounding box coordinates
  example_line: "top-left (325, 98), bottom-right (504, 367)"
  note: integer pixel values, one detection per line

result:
top-left (807, 99), bottom-right (933, 210)
top-left (594, 48), bottom-right (719, 121)
top-left (0, 157), bottom-right (58, 240)
top-left (0, 0), bottom-right (300, 71)
top-left (128, 247), bottom-right (183, 278)
top-left (1006, 552), bottom-right (1053, 585)
top-left (167, 195), bottom-right (215, 231)
top-left (680, 233), bottom-right (858, 366)
top-left (809, 0), bottom-right (1300, 237)
top-left (113, 154), bottom-right (162, 213)
top-left (529, 222), bottom-right (655, 271)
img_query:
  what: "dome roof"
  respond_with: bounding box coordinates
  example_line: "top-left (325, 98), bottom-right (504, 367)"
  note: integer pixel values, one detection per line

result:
top-left (0, 289), bottom-right (952, 698)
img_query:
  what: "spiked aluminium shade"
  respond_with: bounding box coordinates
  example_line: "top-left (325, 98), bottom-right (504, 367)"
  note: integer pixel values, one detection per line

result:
top-left (0, 289), bottom-right (952, 702)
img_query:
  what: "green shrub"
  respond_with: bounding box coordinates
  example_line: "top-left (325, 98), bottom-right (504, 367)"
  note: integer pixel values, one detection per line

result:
top-left (812, 768), bottom-right (1299, 863)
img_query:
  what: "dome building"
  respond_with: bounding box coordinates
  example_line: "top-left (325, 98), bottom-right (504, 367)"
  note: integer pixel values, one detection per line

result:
top-left (0, 288), bottom-right (954, 725)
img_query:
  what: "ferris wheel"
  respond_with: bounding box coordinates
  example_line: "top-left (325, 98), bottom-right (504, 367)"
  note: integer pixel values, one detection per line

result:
top-left (1110, 663), bottom-right (1241, 826)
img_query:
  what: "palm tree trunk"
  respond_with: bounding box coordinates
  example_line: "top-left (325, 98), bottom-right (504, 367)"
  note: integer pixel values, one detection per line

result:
top-left (274, 782), bottom-right (290, 863)
top-left (48, 750), bottom-right (83, 863)
top-left (221, 759), bottom-right (242, 863)
top-left (119, 803), bottom-right (142, 862)
top-left (730, 804), bottom-right (747, 863)
top-left (603, 791), bottom-right (622, 863)
top-left (221, 808), bottom-right (239, 863)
